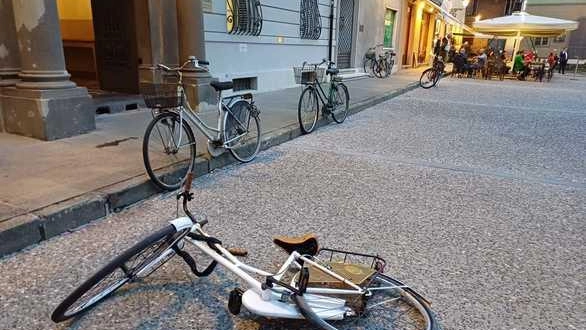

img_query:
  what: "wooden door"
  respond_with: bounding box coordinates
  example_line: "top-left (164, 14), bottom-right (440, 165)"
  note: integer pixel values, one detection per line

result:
top-left (91, 0), bottom-right (139, 94)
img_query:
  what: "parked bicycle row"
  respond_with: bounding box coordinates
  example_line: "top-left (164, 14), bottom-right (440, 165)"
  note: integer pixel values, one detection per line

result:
top-left (141, 57), bottom-right (351, 191)
top-left (362, 44), bottom-right (397, 79)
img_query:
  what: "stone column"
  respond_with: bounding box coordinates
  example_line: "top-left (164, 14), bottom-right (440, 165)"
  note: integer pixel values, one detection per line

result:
top-left (139, 0), bottom-right (180, 85)
top-left (0, 0), bottom-right (20, 86)
top-left (2, 0), bottom-right (94, 140)
top-left (176, 0), bottom-right (215, 112)
top-left (0, 0), bottom-right (21, 131)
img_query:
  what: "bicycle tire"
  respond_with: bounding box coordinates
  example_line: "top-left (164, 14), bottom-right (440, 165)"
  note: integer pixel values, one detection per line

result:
top-left (143, 111), bottom-right (196, 191)
top-left (387, 59), bottom-right (395, 76)
top-left (363, 58), bottom-right (375, 77)
top-left (293, 273), bottom-right (441, 330)
top-left (419, 69), bottom-right (437, 89)
top-left (373, 59), bottom-right (387, 78)
top-left (298, 86), bottom-right (319, 134)
top-left (224, 100), bottom-right (261, 162)
top-left (331, 82), bottom-right (349, 124)
top-left (52, 225), bottom-right (187, 322)
top-left (433, 69), bottom-right (442, 86)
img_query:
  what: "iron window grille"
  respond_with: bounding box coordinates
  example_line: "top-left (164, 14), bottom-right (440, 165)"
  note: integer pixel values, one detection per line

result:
top-left (226, 0), bottom-right (263, 36)
top-left (300, 0), bottom-right (322, 40)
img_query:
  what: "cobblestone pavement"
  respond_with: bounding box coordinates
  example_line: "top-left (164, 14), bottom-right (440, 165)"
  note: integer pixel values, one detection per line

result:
top-left (1, 76), bottom-right (584, 330)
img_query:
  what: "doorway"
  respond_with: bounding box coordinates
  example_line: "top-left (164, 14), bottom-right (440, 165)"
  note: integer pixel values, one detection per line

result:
top-left (58, 0), bottom-right (139, 94)
top-left (403, 4), bottom-right (413, 65)
top-left (337, 0), bottom-right (355, 69)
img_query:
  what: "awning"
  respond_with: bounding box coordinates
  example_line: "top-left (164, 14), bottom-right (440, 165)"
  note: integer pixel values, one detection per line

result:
top-left (473, 11), bottom-right (579, 37)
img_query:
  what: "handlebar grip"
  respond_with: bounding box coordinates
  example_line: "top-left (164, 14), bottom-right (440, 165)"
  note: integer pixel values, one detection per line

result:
top-left (198, 60), bottom-right (210, 66)
top-left (183, 172), bottom-right (194, 193)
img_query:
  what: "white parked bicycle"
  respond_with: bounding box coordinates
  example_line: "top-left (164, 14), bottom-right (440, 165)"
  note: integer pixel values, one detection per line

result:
top-left (142, 56), bottom-right (261, 191)
top-left (52, 174), bottom-right (440, 329)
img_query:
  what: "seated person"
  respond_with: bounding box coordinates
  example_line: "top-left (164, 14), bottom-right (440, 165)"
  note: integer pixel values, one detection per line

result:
top-left (547, 52), bottom-right (556, 73)
top-left (533, 58), bottom-right (545, 82)
top-left (513, 50), bottom-right (525, 74)
top-left (476, 49), bottom-right (488, 77)
top-left (452, 51), bottom-right (471, 77)
top-left (486, 50), bottom-right (496, 79)
top-left (494, 51), bottom-right (505, 76)
top-left (500, 51), bottom-right (511, 74)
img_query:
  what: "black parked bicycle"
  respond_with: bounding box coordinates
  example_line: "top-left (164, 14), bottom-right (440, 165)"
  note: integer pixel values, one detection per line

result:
top-left (420, 56), bottom-right (445, 89)
top-left (363, 44), bottom-right (396, 78)
top-left (295, 59), bottom-right (349, 134)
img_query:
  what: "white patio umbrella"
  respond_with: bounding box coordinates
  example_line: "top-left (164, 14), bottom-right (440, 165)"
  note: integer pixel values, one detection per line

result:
top-left (473, 11), bottom-right (578, 59)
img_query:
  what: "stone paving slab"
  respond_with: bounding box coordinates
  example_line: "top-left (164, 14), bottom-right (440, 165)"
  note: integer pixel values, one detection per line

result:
top-left (0, 70), bottom-right (423, 257)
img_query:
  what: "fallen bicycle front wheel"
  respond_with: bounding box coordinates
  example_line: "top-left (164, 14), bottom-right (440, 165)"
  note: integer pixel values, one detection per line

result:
top-left (51, 225), bottom-right (188, 322)
top-left (294, 273), bottom-right (441, 330)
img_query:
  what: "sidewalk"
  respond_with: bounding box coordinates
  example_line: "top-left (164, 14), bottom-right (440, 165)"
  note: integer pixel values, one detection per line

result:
top-left (0, 69), bottom-right (424, 256)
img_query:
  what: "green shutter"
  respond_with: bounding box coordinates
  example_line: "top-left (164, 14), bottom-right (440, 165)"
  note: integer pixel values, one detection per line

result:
top-left (384, 9), bottom-right (396, 48)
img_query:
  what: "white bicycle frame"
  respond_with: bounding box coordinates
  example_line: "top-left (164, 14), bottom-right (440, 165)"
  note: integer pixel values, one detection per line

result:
top-left (162, 216), bottom-right (386, 320)
top-left (156, 60), bottom-right (250, 152)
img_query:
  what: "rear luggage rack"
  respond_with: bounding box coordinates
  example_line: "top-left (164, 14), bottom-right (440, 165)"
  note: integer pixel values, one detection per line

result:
top-left (317, 248), bottom-right (387, 273)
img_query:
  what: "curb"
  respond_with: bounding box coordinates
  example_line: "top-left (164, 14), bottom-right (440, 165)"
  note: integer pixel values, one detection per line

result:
top-left (0, 81), bottom-right (419, 258)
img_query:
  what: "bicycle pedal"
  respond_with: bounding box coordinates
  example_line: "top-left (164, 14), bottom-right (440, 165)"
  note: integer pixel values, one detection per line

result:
top-left (228, 288), bottom-right (244, 315)
top-left (227, 247), bottom-right (248, 257)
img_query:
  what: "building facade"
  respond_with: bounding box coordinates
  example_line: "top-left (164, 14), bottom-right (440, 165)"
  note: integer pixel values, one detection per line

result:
top-left (463, 0), bottom-right (523, 52)
top-left (1, 0), bottom-right (466, 140)
top-left (525, 0), bottom-right (586, 58)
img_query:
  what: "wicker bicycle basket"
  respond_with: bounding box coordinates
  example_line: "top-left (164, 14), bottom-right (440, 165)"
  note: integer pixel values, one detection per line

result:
top-left (365, 48), bottom-right (377, 60)
top-left (141, 83), bottom-right (184, 109)
top-left (293, 66), bottom-right (326, 84)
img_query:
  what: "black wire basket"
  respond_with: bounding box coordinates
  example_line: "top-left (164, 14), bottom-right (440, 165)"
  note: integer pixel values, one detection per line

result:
top-left (141, 84), bottom-right (184, 109)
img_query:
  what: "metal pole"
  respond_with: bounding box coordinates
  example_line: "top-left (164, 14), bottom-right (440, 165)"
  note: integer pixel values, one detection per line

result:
top-left (521, 0), bottom-right (527, 12)
top-left (574, 57), bottom-right (579, 78)
top-left (328, 0), bottom-right (335, 61)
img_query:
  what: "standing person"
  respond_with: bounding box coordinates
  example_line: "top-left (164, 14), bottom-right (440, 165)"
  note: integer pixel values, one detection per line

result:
top-left (558, 47), bottom-right (568, 74)
top-left (440, 36), bottom-right (449, 60)
top-left (433, 34), bottom-right (441, 56)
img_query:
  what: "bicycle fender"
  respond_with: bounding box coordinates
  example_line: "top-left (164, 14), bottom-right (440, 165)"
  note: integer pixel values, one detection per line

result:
top-left (292, 294), bottom-right (337, 330)
top-left (169, 217), bottom-right (193, 231)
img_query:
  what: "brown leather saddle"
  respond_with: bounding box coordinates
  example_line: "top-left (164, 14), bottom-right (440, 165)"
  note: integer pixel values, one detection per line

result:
top-left (273, 233), bottom-right (319, 256)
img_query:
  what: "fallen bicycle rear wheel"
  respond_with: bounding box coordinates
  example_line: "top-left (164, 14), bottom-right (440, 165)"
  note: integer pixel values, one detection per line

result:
top-left (51, 225), bottom-right (188, 322)
top-left (294, 273), bottom-right (440, 330)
